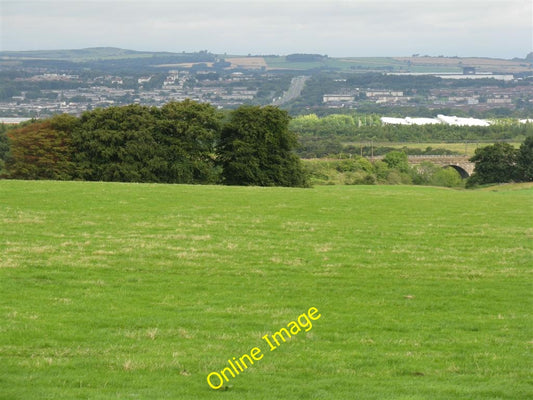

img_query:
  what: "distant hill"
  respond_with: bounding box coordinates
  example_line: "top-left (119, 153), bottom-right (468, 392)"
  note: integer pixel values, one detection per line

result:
top-left (0, 47), bottom-right (180, 62)
top-left (1, 47), bottom-right (531, 74)
top-left (0, 48), bottom-right (217, 73)
top-left (394, 56), bottom-right (533, 74)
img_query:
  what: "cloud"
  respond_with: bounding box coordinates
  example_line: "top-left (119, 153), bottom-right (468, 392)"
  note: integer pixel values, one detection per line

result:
top-left (1, 0), bottom-right (531, 57)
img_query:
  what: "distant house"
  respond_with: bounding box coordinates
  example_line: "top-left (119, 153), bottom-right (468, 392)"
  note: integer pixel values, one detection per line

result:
top-left (138, 76), bottom-right (152, 84)
top-left (487, 97), bottom-right (512, 105)
top-left (366, 90), bottom-right (403, 98)
top-left (323, 94), bottom-right (355, 103)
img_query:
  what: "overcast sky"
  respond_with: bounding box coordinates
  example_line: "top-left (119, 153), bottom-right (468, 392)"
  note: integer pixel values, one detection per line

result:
top-left (1, 0), bottom-right (531, 58)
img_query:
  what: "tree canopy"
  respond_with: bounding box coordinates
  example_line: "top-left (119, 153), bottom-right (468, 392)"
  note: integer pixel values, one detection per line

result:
top-left (72, 101), bottom-right (222, 183)
top-left (6, 114), bottom-right (78, 180)
top-left (0, 124), bottom-right (11, 175)
top-left (217, 106), bottom-right (308, 187)
top-left (290, 113), bottom-right (533, 142)
top-left (3, 101), bottom-right (308, 187)
top-left (516, 136), bottom-right (533, 182)
top-left (467, 142), bottom-right (518, 186)
top-left (73, 104), bottom-right (160, 182)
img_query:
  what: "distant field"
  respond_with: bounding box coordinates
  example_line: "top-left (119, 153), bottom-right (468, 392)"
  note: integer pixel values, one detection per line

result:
top-left (341, 142), bottom-right (522, 157)
top-left (2, 48), bottom-right (530, 74)
top-left (262, 55), bottom-right (532, 73)
top-left (264, 56), bottom-right (326, 70)
top-left (0, 181), bottom-right (531, 399)
top-left (226, 57), bottom-right (268, 69)
top-left (264, 56), bottom-right (406, 72)
top-left (0, 48), bottom-right (160, 62)
top-left (394, 56), bottom-right (533, 74)
top-left (155, 62), bottom-right (215, 68)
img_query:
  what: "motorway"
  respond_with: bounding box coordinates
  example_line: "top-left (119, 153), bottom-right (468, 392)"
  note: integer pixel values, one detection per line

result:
top-left (272, 76), bottom-right (310, 106)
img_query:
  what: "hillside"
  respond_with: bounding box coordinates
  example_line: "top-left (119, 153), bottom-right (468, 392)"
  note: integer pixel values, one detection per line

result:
top-left (0, 47), bottom-right (180, 62)
top-left (1, 47), bottom-right (531, 73)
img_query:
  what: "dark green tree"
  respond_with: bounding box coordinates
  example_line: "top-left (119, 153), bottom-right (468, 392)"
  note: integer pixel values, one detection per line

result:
top-left (72, 104), bottom-right (160, 182)
top-left (217, 106), bottom-right (308, 187)
top-left (72, 100), bottom-right (222, 183)
top-left (467, 142), bottom-right (518, 186)
top-left (0, 124), bottom-right (10, 175)
top-left (154, 100), bottom-right (221, 184)
top-left (516, 136), bottom-right (533, 182)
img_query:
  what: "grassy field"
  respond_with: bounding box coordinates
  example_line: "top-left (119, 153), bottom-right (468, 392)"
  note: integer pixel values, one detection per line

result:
top-left (394, 57), bottom-right (533, 74)
top-left (0, 48), bottom-right (160, 62)
top-left (0, 181), bottom-right (531, 399)
top-left (341, 142), bottom-right (523, 157)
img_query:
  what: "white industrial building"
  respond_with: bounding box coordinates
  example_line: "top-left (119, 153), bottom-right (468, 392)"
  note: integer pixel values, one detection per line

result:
top-left (381, 115), bottom-right (492, 127)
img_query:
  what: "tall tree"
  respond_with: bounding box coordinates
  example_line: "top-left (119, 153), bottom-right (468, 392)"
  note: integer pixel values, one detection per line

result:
top-left (72, 100), bottom-right (222, 184)
top-left (154, 100), bottom-right (221, 184)
top-left (516, 136), bottom-right (533, 182)
top-left (72, 104), bottom-right (160, 182)
top-left (0, 124), bottom-right (10, 175)
top-left (6, 114), bottom-right (78, 180)
top-left (217, 106), bottom-right (308, 187)
top-left (467, 142), bottom-right (518, 186)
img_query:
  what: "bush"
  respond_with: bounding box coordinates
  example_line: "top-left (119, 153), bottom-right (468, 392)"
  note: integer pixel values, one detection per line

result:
top-left (383, 151), bottom-right (409, 173)
top-left (410, 161), bottom-right (440, 185)
top-left (373, 161), bottom-right (390, 183)
top-left (344, 171), bottom-right (374, 185)
top-left (430, 167), bottom-right (463, 187)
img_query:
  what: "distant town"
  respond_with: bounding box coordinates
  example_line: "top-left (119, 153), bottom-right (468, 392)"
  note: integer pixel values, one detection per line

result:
top-left (0, 69), bottom-right (267, 117)
top-left (1, 48), bottom-right (532, 120)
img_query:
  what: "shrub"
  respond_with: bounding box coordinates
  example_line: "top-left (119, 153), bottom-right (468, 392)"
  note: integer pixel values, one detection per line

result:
top-left (430, 167), bottom-right (463, 187)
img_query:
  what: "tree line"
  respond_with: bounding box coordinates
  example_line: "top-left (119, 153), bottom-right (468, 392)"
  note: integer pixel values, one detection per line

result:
top-left (1, 101), bottom-right (531, 188)
top-left (0, 101), bottom-right (308, 187)
top-left (290, 113), bottom-right (533, 142)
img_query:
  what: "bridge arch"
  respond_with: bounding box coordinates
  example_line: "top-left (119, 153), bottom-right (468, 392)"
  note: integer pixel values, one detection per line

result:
top-left (444, 165), bottom-right (470, 179)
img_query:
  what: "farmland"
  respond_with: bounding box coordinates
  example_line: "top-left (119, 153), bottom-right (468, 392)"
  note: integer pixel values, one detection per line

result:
top-left (339, 141), bottom-right (523, 157)
top-left (0, 181), bottom-right (531, 399)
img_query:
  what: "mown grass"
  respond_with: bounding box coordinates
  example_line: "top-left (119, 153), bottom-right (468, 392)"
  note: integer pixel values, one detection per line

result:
top-left (0, 181), bottom-right (531, 399)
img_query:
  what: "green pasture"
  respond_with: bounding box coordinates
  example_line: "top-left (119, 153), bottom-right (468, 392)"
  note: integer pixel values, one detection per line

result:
top-left (0, 181), bottom-right (531, 399)
top-left (263, 56), bottom-right (462, 72)
top-left (264, 56), bottom-right (406, 71)
top-left (0, 48), bottom-right (157, 62)
top-left (341, 142), bottom-right (522, 157)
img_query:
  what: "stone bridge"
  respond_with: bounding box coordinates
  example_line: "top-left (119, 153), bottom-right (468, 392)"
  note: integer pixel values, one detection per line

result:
top-left (373, 155), bottom-right (475, 178)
